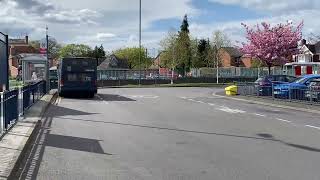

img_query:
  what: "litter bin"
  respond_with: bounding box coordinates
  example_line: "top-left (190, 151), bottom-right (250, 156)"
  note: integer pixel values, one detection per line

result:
top-left (225, 85), bottom-right (238, 96)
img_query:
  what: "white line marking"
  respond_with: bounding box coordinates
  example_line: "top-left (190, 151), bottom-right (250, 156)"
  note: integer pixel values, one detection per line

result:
top-left (196, 101), bottom-right (205, 104)
top-left (216, 106), bottom-right (246, 114)
top-left (208, 103), bottom-right (216, 106)
top-left (254, 113), bottom-right (266, 117)
top-left (305, 125), bottom-right (320, 130)
top-left (188, 99), bottom-right (196, 102)
top-left (276, 118), bottom-right (291, 123)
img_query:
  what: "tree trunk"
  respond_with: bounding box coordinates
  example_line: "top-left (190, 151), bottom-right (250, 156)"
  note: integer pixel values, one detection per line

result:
top-left (268, 65), bottom-right (271, 75)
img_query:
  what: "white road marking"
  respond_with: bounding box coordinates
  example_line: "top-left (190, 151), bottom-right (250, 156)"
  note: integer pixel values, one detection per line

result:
top-left (96, 94), bottom-right (109, 104)
top-left (216, 106), bottom-right (246, 114)
top-left (276, 118), bottom-right (291, 123)
top-left (305, 125), bottom-right (320, 130)
top-left (208, 103), bottom-right (216, 106)
top-left (128, 95), bottom-right (159, 99)
top-left (196, 101), bottom-right (205, 104)
top-left (254, 113), bottom-right (266, 117)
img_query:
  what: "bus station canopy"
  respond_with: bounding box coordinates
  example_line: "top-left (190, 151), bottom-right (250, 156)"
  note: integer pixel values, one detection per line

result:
top-left (19, 53), bottom-right (48, 83)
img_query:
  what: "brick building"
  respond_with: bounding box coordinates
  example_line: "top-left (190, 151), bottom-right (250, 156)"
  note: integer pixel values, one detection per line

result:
top-left (9, 36), bottom-right (38, 77)
top-left (219, 47), bottom-right (254, 68)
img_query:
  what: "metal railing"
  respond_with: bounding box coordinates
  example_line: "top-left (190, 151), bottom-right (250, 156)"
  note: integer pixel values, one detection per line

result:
top-left (0, 81), bottom-right (47, 135)
top-left (237, 83), bottom-right (320, 105)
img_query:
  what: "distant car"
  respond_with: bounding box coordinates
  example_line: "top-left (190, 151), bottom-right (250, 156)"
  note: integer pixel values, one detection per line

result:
top-left (254, 75), bottom-right (297, 96)
top-left (273, 74), bottom-right (320, 99)
top-left (306, 79), bottom-right (320, 101)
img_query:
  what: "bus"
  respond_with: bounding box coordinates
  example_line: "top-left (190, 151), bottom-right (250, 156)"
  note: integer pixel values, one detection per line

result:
top-left (58, 57), bottom-right (97, 98)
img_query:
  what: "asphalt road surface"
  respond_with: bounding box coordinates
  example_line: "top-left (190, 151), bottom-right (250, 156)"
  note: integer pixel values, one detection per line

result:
top-left (20, 88), bottom-right (320, 180)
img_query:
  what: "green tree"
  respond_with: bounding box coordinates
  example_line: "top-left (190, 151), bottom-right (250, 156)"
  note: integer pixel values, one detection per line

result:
top-left (91, 44), bottom-right (106, 65)
top-left (114, 47), bottom-right (151, 69)
top-left (58, 44), bottom-right (93, 58)
top-left (211, 31), bottom-right (231, 67)
top-left (194, 39), bottom-right (208, 68)
top-left (176, 14), bottom-right (192, 75)
top-left (159, 29), bottom-right (178, 69)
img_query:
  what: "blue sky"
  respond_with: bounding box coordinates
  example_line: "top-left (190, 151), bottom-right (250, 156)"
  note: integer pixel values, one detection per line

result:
top-left (1, 0), bottom-right (319, 52)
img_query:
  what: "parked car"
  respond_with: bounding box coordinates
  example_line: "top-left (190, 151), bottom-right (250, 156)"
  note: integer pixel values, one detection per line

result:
top-left (254, 75), bottom-right (297, 96)
top-left (273, 74), bottom-right (320, 99)
top-left (305, 79), bottom-right (320, 101)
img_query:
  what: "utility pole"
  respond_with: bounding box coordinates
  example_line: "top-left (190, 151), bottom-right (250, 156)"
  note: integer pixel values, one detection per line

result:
top-left (139, 0), bottom-right (142, 85)
top-left (5, 34), bottom-right (9, 91)
top-left (46, 26), bottom-right (50, 92)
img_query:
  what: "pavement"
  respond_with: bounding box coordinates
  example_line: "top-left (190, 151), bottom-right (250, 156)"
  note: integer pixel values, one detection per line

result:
top-left (18, 87), bottom-right (320, 180)
top-left (0, 90), bottom-right (57, 180)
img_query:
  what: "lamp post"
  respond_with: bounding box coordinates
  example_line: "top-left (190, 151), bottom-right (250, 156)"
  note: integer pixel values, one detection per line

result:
top-left (139, 0), bottom-right (142, 85)
top-left (46, 26), bottom-right (50, 92)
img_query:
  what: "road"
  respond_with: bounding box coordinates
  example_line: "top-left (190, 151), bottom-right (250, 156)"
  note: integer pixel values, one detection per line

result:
top-left (19, 87), bottom-right (320, 180)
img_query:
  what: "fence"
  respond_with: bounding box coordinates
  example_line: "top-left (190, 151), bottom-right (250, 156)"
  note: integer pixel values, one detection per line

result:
top-left (0, 81), bottom-right (46, 135)
top-left (237, 83), bottom-right (320, 105)
top-left (191, 67), bottom-right (286, 78)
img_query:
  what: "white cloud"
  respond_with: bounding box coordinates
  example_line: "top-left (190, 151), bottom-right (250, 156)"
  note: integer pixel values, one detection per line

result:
top-left (208, 0), bottom-right (320, 14)
top-left (0, 0), bottom-right (196, 51)
top-left (190, 9), bottom-right (320, 46)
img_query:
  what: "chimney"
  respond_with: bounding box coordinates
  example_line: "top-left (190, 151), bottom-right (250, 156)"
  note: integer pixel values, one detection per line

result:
top-left (301, 39), bottom-right (307, 46)
top-left (25, 35), bottom-right (28, 44)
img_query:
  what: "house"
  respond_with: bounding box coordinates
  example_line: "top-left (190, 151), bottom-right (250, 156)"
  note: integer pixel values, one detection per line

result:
top-left (97, 54), bottom-right (129, 70)
top-left (288, 39), bottom-right (320, 75)
top-left (219, 47), bottom-right (254, 68)
top-left (9, 36), bottom-right (38, 77)
top-left (149, 52), bottom-right (162, 70)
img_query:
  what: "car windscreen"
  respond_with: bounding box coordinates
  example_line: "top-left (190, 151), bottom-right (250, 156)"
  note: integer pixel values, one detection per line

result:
top-left (294, 77), bottom-right (307, 84)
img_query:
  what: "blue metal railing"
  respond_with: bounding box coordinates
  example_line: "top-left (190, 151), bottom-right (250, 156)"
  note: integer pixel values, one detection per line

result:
top-left (0, 80), bottom-right (47, 135)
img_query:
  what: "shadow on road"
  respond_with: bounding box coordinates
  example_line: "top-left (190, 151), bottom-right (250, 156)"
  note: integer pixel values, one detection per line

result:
top-left (97, 94), bottom-right (136, 102)
top-left (56, 117), bottom-right (320, 153)
top-left (45, 104), bottom-right (97, 117)
top-left (45, 134), bottom-right (110, 155)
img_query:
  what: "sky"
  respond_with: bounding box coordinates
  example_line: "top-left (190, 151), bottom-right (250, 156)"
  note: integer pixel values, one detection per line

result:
top-left (1, 0), bottom-right (320, 55)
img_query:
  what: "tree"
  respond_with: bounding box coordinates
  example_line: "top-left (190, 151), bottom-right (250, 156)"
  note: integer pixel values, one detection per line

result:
top-left (114, 47), bottom-right (151, 69)
top-left (91, 44), bottom-right (106, 65)
top-left (176, 14), bottom-right (192, 75)
top-left (58, 44), bottom-right (93, 58)
top-left (193, 39), bottom-right (208, 68)
top-left (159, 30), bottom-right (178, 69)
top-left (241, 21), bottom-right (303, 74)
top-left (211, 31), bottom-right (231, 68)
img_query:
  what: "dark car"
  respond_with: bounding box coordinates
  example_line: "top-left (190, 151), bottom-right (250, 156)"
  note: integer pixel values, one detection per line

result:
top-left (306, 79), bottom-right (320, 101)
top-left (254, 75), bottom-right (297, 96)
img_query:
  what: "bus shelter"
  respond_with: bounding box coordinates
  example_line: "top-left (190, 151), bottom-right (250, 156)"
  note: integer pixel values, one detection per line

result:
top-left (20, 54), bottom-right (48, 84)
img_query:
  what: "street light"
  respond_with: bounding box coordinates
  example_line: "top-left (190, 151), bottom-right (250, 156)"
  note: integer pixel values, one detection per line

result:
top-left (139, 0), bottom-right (142, 85)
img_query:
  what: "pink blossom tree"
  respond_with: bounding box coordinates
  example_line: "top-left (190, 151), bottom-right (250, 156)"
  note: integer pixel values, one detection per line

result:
top-left (241, 21), bottom-right (303, 74)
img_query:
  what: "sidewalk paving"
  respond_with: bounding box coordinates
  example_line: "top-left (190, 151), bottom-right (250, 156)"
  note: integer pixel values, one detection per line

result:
top-left (0, 90), bottom-right (57, 180)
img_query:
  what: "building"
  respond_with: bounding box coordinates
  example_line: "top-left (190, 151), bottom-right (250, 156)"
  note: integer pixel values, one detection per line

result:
top-left (288, 39), bottom-right (320, 76)
top-left (9, 36), bottom-right (38, 78)
top-left (97, 55), bottom-right (130, 80)
top-left (98, 54), bottom-right (129, 70)
top-left (219, 47), bottom-right (254, 68)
